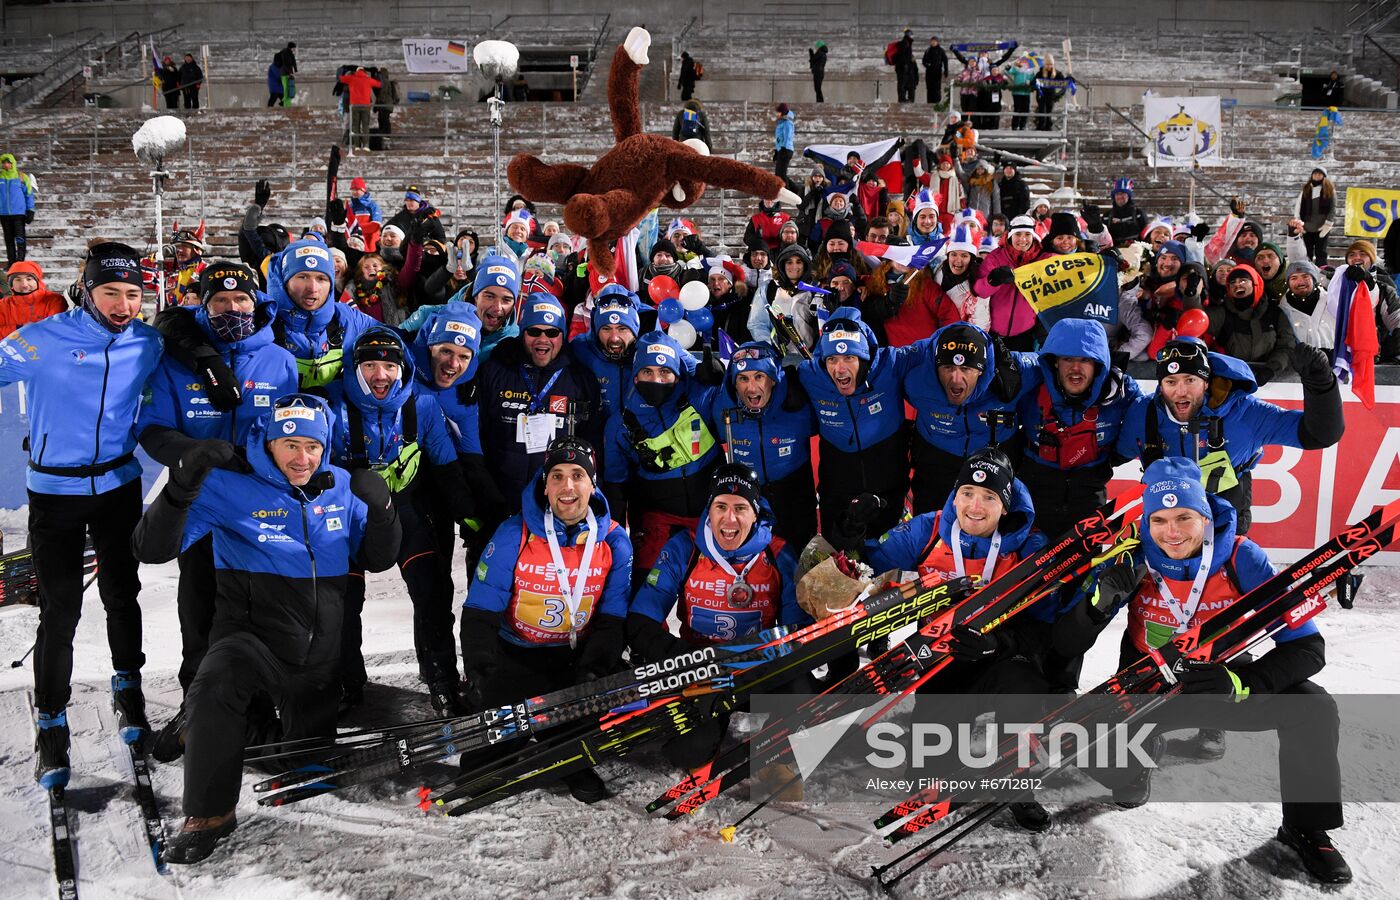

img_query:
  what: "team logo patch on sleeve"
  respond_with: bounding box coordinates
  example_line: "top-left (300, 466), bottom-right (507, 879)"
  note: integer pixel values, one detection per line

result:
top-left (646, 568), bottom-right (661, 586)
top-left (476, 561), bottom-right (489, 580)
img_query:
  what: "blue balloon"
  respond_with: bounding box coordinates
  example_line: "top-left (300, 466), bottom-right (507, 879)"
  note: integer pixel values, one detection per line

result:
top-left (658, 297), bottom-right (684, 325)
top-left (686, 307), bottom-right (714, 333)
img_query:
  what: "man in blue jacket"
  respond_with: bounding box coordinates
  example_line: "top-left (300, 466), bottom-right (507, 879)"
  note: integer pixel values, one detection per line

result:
top-left (404, 252), bottom-right (522, 362)
top-left (1017, 318), bottom-right (1141, 539)
top-left (325, 327), bottom-right (473, 714)
top-left (904, 322), bottom-right (1039, 516)
top-left (1115, 337), bottom-right (1343, 534)
top-left (568, 284), bottom-right (641, 422)
top-left (131, 394), bottom-right (401, 864)
top-left (137, 261), bottom-right (299, 759)
top-left (478, 293), bottom-right (603, 521)
top-left (797, 307), bottom-right (917, 550)
top-left (0, 242), bottom-right (163, 787)
top-left (604, 330), bottom-right (723, 581)
top-left (709, 341), bottom-right (818, 549)
top-left (460, 437), bottom-right (633, 802)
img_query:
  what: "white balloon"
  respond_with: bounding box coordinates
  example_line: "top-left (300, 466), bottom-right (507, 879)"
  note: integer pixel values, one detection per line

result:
top-left (678, 281), bottom-right (710, 311)
top-left (667, 319), bottom-right (697, 349)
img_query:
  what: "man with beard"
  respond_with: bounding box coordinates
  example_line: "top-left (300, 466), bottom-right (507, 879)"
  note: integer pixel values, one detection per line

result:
top-left (902, 323), bottom-right (1038, 515)
top-left (708, 342), bottom-right (818, 548)
top-left (478, 294), bottom-right (602, 519)
top-left (569, 286), bottom-right (641, 422)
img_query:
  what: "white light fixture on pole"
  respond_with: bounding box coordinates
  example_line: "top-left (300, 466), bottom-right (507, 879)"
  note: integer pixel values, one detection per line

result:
top-left (473, 40), bottom-right (520, 248)
top-left (132, 115), bottom-right (187, 312)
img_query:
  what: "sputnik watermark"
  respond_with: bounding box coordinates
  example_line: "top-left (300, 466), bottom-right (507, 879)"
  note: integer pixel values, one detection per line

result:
top-left (865, 720), bottom-right (1160, 771)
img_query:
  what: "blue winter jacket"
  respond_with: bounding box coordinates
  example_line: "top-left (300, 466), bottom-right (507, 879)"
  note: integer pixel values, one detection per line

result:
top-left (864, 477), bottom-right (1045, 576)
top-left (604, 350), bottom-right (721, 489)
top-left (709, 354), bottom-right (816, 484)
top-left (410, 302), bottom-right (483, 455)
top-left (323, 329), bottom-right (458, 482)
top-left (466, 483), bottom-right (634, 648)
top-left (267, 243), bottom-right (378, 388)
top-left (1019, 318), bottom-right (1142, 470)
top-left (798, 314), bottom-right (917, 451)
top-left (1114, 351), bottom-right (1305, 473)
top-left (350, 191), bottom-right (384, 224)
top-left (904, 322), bottom-right (1040, 454)
top-left (569, 333), bottom-right (634, 423)
top-left (138, 298), bottom-right (299, 447)
top-left (775, 112), bottom-right (795, 152)
top-left (0, 155), bottom-right (35, 217)
top-left (0, 308), bottom-right (162, 495)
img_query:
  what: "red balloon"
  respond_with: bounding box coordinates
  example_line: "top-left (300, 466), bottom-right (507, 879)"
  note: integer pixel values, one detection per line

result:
top-left (647, 275), bottom-right (680, 304)
top-left (1177, 308), bottom-right (1209, 338)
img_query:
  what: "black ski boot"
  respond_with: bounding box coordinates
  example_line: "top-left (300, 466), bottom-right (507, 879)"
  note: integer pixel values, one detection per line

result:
top-left (1113, 732), bottom-right (1163, 808)
top-left (1178, 728), bottom-right (1226, 760)
top-left (563, 767), bottom-right (611, 804)
top-left (151, 706), bottom-right (187, 763)
top-left (35, 709), bottom-right (71, 790)
top-left (111, 671), bottom-right (151, 748)
top-left (1009, 800), bottom-right (1051, 832)
top-left (1277, 824), bottom-right (1353, 884)
top-left (428, 678), bottom-right (470, 717)
top-left (164, 812), bottom-right (238, 865)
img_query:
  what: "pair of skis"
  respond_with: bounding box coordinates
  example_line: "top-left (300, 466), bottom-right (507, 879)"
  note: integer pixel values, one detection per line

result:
top-left (868, 499), bottom-right (1400, 889)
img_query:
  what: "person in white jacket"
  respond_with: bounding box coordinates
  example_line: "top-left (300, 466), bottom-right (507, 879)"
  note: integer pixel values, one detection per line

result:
top-left (1278, 260), bottom-right (1334, 349)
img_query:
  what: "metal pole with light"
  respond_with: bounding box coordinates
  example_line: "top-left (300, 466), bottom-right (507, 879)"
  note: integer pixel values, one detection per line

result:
top-left (132, 115), bottom-right (187, 313)
top-left (473, 40), bottom-right (519, 249)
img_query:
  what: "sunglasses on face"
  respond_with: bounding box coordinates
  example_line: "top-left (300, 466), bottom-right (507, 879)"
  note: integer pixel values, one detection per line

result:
top-left (524, 327), bottom-right (561, 338)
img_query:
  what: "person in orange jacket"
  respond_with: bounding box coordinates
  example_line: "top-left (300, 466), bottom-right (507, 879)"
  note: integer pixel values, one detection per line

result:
top-left (338, 67), bottom-right (383, 150)
top-left (2, 260), bottom-right (67, 337)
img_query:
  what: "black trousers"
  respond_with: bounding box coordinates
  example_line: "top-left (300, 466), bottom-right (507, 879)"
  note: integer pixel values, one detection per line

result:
top-left (774, 148), bottom-right (793, 181)
top-left (817, 429), bottom-right (909, 539)
top-left (1035, 96), bottom-right (1057, 131)
top-left (812, 72), bottom-right (825, 102)
top-left (765, 461), bottom-right (819, 552)
top-left (1, 214), bottom-right (26, 264)
top-left (266, 92), bottom-right (282, 107)
top-left (30, 479), bottom-right (144, 712)
top-left (1302, 232), bottom-right (1329, 267)
top-left (341, 489), bottom-right (457, 692)
top-left (925, 71), bottom-right (943, 104)
top-left (162, 89), bottom-right (180, 109)
top-left (456, 637), bottom-right (580, 771)
top-left (183, 631), bottom-right (338, 816)
top-left (182, 87), bottom-right (200, 109)
top-left (176, 534), bottom-right (217, 692)
top-left (1011, 93), bottom-right (1032, 130)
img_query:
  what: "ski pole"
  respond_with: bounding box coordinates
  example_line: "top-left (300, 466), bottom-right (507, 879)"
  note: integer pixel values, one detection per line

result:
top-left (722, 409), bottom-right (735, 464)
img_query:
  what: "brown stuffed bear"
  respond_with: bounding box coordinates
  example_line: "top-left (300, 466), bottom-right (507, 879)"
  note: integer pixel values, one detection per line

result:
top-left (507, 28), bottom-right (799, 278)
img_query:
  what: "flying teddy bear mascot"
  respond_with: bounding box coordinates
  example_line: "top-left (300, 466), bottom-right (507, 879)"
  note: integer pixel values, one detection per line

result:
top-left (507, 27), bottom-right (800, 280)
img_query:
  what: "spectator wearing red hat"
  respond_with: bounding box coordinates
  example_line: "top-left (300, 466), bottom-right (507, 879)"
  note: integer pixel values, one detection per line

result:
top-left (348, 177), bottom-right (383, 223)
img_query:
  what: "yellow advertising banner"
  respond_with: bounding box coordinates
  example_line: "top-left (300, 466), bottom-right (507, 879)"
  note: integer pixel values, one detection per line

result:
top-left (1344, 187), bottom-right (1400, 239)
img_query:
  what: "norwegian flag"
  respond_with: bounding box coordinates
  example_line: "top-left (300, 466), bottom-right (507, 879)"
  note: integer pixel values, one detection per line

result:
top-left (1329, 273), bottom-right (1380, 409)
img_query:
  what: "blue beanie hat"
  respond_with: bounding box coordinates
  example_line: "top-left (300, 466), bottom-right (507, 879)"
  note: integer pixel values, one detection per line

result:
top-left (729, 341), bottom-right (780, 384)
top-left (635, 330), bottom-right (686, 376)
top-left (421, 300), bottom-right (483, 354)
top-left (1113, 177), bottom-right (1134, 199)
top-left (1158, 240), bottom-right (1188, 262)
top-left (818, 308), bottom-right (872, 362)
top-left (518, 293), bottom-right (566, 330)
top-left (266, 393), bottom-right (332, 447)
top-left (1142, 457), bottom-right (1212, 520)
top-left (280, 239), bottom-right (335, 281)
top-left (472, 253), bottom-right (521, 298)
top-left (592, 288), bottom-right (642, 336)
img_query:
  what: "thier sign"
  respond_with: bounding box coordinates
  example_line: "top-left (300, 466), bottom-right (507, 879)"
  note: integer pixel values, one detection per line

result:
top-left (1344, 186), bottom-right (1400, 239)
top-left (401, 38), bottom-right (471, 74)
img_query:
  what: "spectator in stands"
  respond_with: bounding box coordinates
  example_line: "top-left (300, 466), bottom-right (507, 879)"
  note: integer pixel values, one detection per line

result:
top-left (1254, 243), bottom-right (1287, 301)
top-left (371, 67), bottom-right (398, 151)
top-left (511, 73), bottom-right (530, 102)
top-left (266, 61), bottom-right (284, 107)
top-left (179, 53), bottom-right (203, 109)
top-left (339, 68), bottom-right (382, 151)
top-left (349, 178), bottom-right (383, 224)
top-left (1343, 239), bottom-right (1400, 358)
top-left (0, 153), bottom-right (35, 265)
top-left (1294, 167), bottom-right (1335, 267)
top-left (976, 215), bottom-right (1047, 351)
top-left (1034, 60), bottom-right (1065, 131)
top-left (1279, 260), bottom-right (1332, 349)
top-left (1007, 55), bottom-right (1037, 130)
top-left (809, 41), bottom-right (827, 103)
top-left (1206, 264), bottom-right (1297, 383)
top-left (672, 100), bottom-right (711, 149)
top-left (745, 200), bottom-right (791, 254)
top-left (678, 51), bottom-right (698, 101)
top-left (923, 36), bottom-right (949, 104)
top-left (159, 56), bottom-right (181, 109)
top-left (1106, 178), bottom-right (1148, 247)
top-left (894, 30), bottom-right (918, 103)
top-left (962, 159), bottom-right (999, 219)
top-left (345, 253), bottom-right (404, 326)
top-left (997, 162), bottom-right (1030, 221)
top-left (2, 261), bottom-right (66, 336)
top-left (1322, 70), bottom-right (1344, 107)
top-left (388, 186), bottom-right (446, 245)
top-left (773, 104), bottom-right (795, 181)
top-left (273, 42), bottom-right (297, 107)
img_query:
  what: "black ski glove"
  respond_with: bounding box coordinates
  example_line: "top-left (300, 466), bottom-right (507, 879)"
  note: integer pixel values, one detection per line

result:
top-left (326, 197), bottom-right (347, 228)
top-left (626, 612), bottom-right (688, 664)
top-left (190, 346), bottom-right (243, 411)
top-left (1248, 363), bottom-right (1274, 387)
top-left (1081, 202), bottom-right (1104, 233)
top-left (1291, 343), bottom-right (1335, 393)
top-left (694, 346), bottom-right (725, 386)
top-left (25, 210), bottom-right (34, 225)
top-left (1182, 269), bottom-right (1204, 302)
top-left (988, 334), bottom-right (1022, 402)
top-left (947, 623), bottom-right (1012, 663)
top-left (254, 179), bottom-right (272, 210)
top-left (575, 614), bottom-right (626, 684)
top-left (828, 492), bottom-right (885, 553)
top-left (1344, 264), bottom-right (1376, 291)
top-left (168, 439), bottom-right (238, 503)
top-left (349, 468), bottom-right (395, 521)
top-left (780, 365), bottom-right (810, 411)
top-left (1090, 561), bottom-right (1145, 623)
top-left (987, 266), bottom-right (1015, 287)
top-left (1174, 659), bottom-right (1250, 700)
top-left (1190, 222), bottom-right (1210, 242)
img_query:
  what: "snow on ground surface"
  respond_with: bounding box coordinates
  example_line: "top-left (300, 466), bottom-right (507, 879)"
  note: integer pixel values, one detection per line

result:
top-left (0, 522), bottom-right (1397, 899)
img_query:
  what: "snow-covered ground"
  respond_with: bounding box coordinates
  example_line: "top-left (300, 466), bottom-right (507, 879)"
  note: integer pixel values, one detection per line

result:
top-left (1, 524), bottom-right (1397, 899)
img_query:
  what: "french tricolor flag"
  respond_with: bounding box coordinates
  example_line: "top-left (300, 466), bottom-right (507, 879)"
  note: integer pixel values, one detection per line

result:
top-left (1329, 272), bottom-right (1379, 409)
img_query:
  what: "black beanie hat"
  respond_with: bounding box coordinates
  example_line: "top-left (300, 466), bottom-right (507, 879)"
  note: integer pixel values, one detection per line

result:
top-left (710, 463), bottom-right (763, 508)
top-left (955, 448), bottom-right (1015, 511)
top-left (650, 238), bottom-right (679, 261)
top-left (1156, 338), bottom-right (1212, 382)
top-left (542, 436), bottom-right (598, 484)
top-left (353, 327), bottom-right (406, 368)
top-left (823, 219), bottom-right (855, 247)
top-left (199, 260), bottom-right (260, 302)
top-left (1045, 212), bottom-right (1081, 243)
top-left (934, 324), bottom-right (988, 370)
top-left (82, 242), bottom-right (143, 294)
